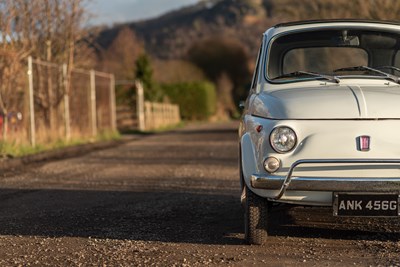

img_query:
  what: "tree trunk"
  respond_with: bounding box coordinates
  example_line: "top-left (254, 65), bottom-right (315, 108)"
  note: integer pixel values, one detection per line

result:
top-left (2, 109), bottom-right (8, 142)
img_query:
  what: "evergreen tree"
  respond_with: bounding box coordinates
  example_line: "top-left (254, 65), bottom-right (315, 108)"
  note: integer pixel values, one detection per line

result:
top-left (135, 54), bottom-right (161, 101)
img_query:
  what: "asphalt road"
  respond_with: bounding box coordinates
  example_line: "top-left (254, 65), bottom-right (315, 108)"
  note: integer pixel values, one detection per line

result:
top-left (0, 121), bottom-right (399, 266)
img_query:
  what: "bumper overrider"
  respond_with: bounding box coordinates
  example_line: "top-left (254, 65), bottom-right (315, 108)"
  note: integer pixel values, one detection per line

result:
top-left (251, 159), bottom-right (400, 201)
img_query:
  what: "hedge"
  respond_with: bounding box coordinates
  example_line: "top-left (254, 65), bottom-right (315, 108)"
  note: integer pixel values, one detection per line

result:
top-left (161, 81), bottom-right (216, 120)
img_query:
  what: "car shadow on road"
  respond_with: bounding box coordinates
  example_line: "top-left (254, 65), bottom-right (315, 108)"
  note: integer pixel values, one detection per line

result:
top-left (267, 204), bottom-right (400, 241)
top-left (0, 188), bottom-right (398, 244)
top-left (0, 188), bottom-right (244, 245)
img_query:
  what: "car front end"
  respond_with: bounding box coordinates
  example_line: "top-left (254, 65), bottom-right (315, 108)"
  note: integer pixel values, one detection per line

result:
top-left (240, 20), bottom-right (400, 244)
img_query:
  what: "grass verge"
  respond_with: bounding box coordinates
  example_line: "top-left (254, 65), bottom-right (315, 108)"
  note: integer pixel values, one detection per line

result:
top-left (0, 131), bottom-right (121, 158)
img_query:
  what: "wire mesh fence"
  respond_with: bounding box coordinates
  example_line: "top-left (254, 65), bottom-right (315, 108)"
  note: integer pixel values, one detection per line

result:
top-left (95, 71), bottom-right (115, 132)
top-left (31, 59), bottom-right (66, 143)
top-left (0, 56), bottom-right (116, 146)
top-left (69, 68), bottom-right (93, 139)
top-left (0, 55), bottom-right (29, 145)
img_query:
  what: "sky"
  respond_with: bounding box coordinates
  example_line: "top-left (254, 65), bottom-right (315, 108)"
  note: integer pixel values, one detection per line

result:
top-left (87, 0), bottom-right (200, 26)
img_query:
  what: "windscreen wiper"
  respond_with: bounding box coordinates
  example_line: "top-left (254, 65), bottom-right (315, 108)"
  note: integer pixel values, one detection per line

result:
top-left (375, 66), bottom-right (400, 73)
top-left (334, 65), bottom-right (400, 84)
top-left (273, 70), bottom-right (340, 83)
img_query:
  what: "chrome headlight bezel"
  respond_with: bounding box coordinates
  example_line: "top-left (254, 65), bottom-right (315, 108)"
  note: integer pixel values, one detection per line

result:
top-left (269, 126), bottom-right (297, 153)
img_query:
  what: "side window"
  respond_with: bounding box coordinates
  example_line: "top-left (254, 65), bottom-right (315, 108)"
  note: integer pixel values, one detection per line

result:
top-left (250, 42), bottom-right (263, 90)
top-left (394, 50), bottom-right (400, 67)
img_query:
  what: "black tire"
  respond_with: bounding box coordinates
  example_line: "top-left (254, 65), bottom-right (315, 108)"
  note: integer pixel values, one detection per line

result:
top-left (244, 185), bottom-right (269, 245)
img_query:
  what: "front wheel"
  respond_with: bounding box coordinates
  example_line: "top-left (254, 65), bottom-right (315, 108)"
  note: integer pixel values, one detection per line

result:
top-left (244, 185), bottom-right (269, 245)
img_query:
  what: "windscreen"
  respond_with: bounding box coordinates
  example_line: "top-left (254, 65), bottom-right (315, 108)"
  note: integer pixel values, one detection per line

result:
top-left (283, 47), bottom-right (368, 74)
top-left (267, 29), bottom-right (400, 82)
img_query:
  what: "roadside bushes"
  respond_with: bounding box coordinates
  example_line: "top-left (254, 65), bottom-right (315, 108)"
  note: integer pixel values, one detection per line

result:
top-left (161, 81), bottom-right (217, 120)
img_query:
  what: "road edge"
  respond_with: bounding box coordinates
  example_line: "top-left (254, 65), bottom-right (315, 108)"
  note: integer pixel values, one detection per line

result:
top-left (0, 135), bottom-right (141, 171)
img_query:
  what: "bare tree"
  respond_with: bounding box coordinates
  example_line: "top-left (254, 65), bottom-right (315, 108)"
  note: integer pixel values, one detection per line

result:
top-left (273, 0), bottom-right (400, 21)
top-left (0, 0), bottom-right (92, 140)
top-left (215, 72), bottom-right (236, 120)
top-left (100, 27), bottom-right (143, 80)
top-left (153, 59), bottom-right (206, 84)
top-left (0, 0), bottom-right (36, 139)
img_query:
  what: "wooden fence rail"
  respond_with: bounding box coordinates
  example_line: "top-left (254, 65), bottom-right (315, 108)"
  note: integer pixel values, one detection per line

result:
top-left (134, 81), bottom-right (181, 131)
top-left (144, 102), bottom-right (180, 130)
top-left (115, 81), bottom-right (181, 131)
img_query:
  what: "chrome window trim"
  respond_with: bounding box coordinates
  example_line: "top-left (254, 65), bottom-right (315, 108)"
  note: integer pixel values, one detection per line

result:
top-left (263, 25), bottom-right (400, 85)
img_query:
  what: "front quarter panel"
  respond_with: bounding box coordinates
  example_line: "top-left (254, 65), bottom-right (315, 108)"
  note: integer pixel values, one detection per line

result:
top-left (240, 115), bottom-right (282, 198)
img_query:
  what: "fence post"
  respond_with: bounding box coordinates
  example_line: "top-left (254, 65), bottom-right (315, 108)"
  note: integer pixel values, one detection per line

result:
top-left (62, 64), bottom-right (71, 140)
top-left (90, 70), bottom-right (97, 137)
top-left (136, 80), bottom-right (145, 131)
top-left (110, 74), bottom-right (117, 131)
top-left (27, 56), bottom-right (36, 146)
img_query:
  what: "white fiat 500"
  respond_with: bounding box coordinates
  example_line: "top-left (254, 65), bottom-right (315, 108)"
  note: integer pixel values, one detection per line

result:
top-left (239, 20), bottom-right (400, 245)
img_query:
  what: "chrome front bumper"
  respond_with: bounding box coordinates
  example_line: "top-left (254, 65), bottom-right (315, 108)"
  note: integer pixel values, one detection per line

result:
top-left (251, 159), bottom-right (400, 201)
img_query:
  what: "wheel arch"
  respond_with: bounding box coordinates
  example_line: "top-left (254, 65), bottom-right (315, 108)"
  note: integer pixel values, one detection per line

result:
top-left (240, 133), bottom-right (259, 189)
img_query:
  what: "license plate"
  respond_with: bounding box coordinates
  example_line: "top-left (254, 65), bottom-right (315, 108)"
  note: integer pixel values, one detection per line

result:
top-left (333, 193), bottom-right (400, 217)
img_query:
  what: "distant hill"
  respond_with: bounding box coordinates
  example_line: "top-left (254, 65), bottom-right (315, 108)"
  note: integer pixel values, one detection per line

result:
top-left (95, 0), bottom-right (400, 61)
top-left (96, 0), bottom-right (274, 60)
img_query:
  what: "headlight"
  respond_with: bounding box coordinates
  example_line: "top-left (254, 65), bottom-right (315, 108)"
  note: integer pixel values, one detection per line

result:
top-left (270, 126), bottom-right (297, 153)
